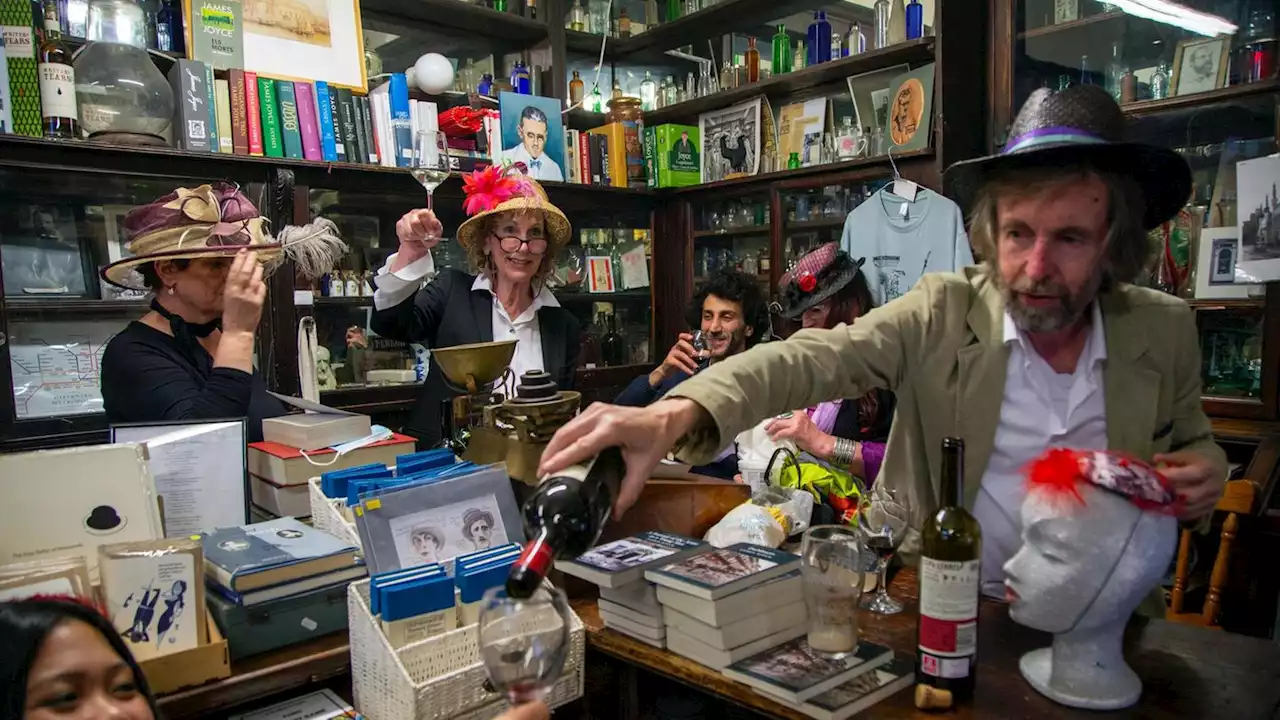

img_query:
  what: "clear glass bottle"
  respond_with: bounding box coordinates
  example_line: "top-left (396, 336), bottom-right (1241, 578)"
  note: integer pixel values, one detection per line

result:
top-left (697, 62), bottom-right (710, 95)
top-left (644, 0), bottom-right (659, 28)
top-left (1079, 53), bottom-right (1091, 85)
top-left (874, 0), bottom-right (890, 48)
top-left (568, 0), bottom-right (585, 30)
top-left (720, 60), bottom-right (735, 90)
top-left (888, 0), bottom-right (906, 44)
top-left (587, 0), bottom-right (608, 34)
top-left (1149, 61), bottom-right (1170, 100)
top-left (663, 74), bottom-right (678, 105)
top-left (836, 116), bottom-right (857, 158)
top-left (831, 31), bottom-right (842, 60)
top-left (610, 79), bottom-right (622, 100)
top-left (154, 0), bottom-right (180, 52)
top-left (846, 22), bottom-right (865, 56)
top-left (569, 70), bottom-right (584, 106)
top-left (639, 70), bottom-right (657, 110)
top-left (793, 39), bottom-right (806, 70)
top-left (1104, 41), bottom-right (1125, 101)
top-left (745, 36), bottom-right (760, 82)
top-left (685, 71), bottom-right (696, 99)
top-left (73, 0), bottom-right (174, 142)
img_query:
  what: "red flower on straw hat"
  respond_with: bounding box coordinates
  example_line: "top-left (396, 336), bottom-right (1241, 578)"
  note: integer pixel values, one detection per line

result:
top-left (461, 165), bottom-right (536, 216)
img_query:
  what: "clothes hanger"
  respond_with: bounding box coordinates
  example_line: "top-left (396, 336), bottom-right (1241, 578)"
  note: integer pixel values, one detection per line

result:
top-left (887, 144), bottom-right (920, 202)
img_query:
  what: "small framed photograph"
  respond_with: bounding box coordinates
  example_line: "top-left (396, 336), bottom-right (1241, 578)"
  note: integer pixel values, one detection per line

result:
top-left (587, 256), bottom-right (615, 293)
top-left (1171, 36), bottom-right (1230, 97)
top-left (98, 205), bottom-right (149, 300)
top-left (1195, 228), bottom-right (1260, 299)
top-left (1, 202), bottom-right (91, 298)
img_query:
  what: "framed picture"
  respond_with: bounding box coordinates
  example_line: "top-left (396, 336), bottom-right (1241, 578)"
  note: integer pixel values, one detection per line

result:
top-left (587, 256), bottom-right (615, 293)
top-left (1171, 36), bottom-right (1229, 97)
top-left (97, 205), bottom-right (148, 300)
top-left (355, 464), bottom-right (524, 575)
top-left (1195, 228), bottom-right (1261, 299)
top-left (211, 0), bottom-right (368, 90)
top-left (498, 92), bottom-right (567, 183)
top-left (1, 203), bottom-right (91, 298)
top-left (887, 63), bottom-right (935, 152)
top-left (699, 97), bottom-right (762, 183)
top-left (1236, 154), bottom-right (1280, 283)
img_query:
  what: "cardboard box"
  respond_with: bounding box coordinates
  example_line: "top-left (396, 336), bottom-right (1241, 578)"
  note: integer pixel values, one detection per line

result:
top-left (139, 610), bottom-right (230, 695)
top-left (644, 124), bottom-right (700, 188)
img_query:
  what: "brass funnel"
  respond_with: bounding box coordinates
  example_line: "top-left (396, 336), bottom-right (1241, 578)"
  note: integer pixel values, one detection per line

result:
top-left (432, 340), bottom-right (517, 393)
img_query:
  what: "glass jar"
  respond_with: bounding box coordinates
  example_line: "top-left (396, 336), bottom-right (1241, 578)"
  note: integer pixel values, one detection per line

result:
top-left (74, 0), bottom-right (173, 144)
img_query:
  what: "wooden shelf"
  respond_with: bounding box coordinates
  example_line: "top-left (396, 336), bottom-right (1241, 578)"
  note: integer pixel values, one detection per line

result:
top-left (599, 0), bottom-right (817, 61)
top-left (5, 298), bottom-right (150, 317)
top-left (1122, 78), bottom-right (1280, 118)
top-left (564, 29), bottom-right (709, 65)
top-left (313, 296), bottom-right (375, 306)
top-left (643, 38), bottom-right (934, 125)
top-left (1188, 298), bottom-right (1268, 311)
top-left (670, 148), bottom-right (932, 194)
top-left (361, 0), bottom-right (546, 44)
top-left (565, 107), bottom-right (607, 131)
top-left (692, 227), bottom-right (770, 238)
top-left (557, 289), bottom-right (652, 301)
top-left (784, 217), bottom-right (845, 230)
top-left (1018, 11), bottom-right (1123, 39)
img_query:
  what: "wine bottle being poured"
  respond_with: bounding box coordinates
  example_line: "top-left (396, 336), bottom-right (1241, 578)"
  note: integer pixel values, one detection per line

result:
top-left (505, 446), bottom-right (626, 599)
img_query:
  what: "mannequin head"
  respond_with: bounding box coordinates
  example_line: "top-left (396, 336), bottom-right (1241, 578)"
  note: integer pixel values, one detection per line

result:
top-left (1004, 481), bottom-right (1176, 634)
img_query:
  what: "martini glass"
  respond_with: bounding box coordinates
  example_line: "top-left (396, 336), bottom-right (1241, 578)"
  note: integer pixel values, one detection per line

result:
top-left (411, 129), bottom-right (450, 210)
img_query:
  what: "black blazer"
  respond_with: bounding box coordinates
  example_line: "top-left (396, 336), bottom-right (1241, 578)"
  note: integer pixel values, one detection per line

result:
top-left (371, 267), bottom-right (581, 445)
top-left (831, 387), bottom-right (896, 444)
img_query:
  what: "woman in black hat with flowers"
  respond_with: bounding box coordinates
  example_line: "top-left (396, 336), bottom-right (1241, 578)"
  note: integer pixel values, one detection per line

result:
top-left (762, 243), bottom-right (895, 483)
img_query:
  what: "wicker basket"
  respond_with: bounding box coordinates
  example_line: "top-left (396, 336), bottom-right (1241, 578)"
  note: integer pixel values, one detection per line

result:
top-left (308, 477), bottom-right (362, 549)
top-left (348, 579), bottom-right (585, 720)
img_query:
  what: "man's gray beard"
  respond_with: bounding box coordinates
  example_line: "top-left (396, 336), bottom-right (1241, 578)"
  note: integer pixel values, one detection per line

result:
top-left (992, 264), bottom-right (1102, 333)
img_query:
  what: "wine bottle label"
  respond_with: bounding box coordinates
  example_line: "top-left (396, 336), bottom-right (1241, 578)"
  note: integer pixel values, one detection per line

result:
top-left (38, 62), bottom-right (76, 120)
top-left (918, 556), bottom-right (979, 678)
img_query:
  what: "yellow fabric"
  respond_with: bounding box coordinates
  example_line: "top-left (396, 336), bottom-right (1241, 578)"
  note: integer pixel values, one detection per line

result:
top-left (666, 267), bottom-right (1228, 563)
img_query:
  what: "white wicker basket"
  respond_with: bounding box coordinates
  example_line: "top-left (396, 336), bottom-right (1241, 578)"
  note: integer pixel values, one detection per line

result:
top-left (348, 579), bottom-right (585, 720)
top-left (308, 477), bottom-right (362, 549)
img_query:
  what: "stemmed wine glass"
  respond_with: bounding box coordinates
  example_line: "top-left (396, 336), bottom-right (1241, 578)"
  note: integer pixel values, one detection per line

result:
top-left (411, 129), bottom-right (450, 211)
top-left (478, 585), bottom-right (572, 706)
top-left (857, 489), bottom-right (909, 615)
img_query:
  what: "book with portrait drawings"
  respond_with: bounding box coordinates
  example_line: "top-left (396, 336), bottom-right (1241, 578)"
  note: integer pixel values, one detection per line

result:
top-left (722, 637), bottom-right (894, 704)
top-left (644, 543), bottom-right (799, 601)
top-left (655, 569), bottom-right (803, 627)
top-left (792, 657), bottom-right (915, 720)
top-left (98, 538), bottom-right (206, 662)
top-left (197, 517), bottom-right (361, 592)
top-left (556, 531), bottom-right (706, 588)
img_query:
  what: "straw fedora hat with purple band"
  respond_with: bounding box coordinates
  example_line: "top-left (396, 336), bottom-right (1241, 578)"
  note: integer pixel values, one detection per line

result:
top-left (101, 182), bottom-right (346, 291)
top-left (943, 84), bottom-right (1191, 230)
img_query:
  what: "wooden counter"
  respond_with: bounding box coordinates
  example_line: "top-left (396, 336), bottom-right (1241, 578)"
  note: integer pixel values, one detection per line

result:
top-left (574, 570), bottom-right (1280, 719)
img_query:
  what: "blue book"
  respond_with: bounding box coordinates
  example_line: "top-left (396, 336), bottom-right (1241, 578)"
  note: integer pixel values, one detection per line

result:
top-left (395, 448), bottom-right (455, 476)
top-left (455, 543), bottom-right (522, 574)
top-left (198, 517), bottom-right (361, 593)
top-left (322, 462), bottom-right (392, 499)
top-left (643, 543), bottom-right (800, 601)
top-left (371, 564), bottom-right (442, 615)
top-left (314, 81), bottom-right (338, 161)
top-left (275, 79), bottom-right (304, 159)
top-left (388, 73), bottom-right (412, 168)
top-left (558, 531), bottom-right (706, 589)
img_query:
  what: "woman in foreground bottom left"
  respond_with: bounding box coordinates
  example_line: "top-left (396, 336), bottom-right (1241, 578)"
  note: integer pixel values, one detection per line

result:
top-left (0, 597), bottom-right (160, 719)
top-left (0, 596), bottom-right (549, 720)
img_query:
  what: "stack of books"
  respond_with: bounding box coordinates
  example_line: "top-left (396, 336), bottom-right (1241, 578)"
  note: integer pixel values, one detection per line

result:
top-left (644, 544), bottom-right (808, 670)
top-left (722, 638), bottom-right (913, 720)
top-left (555, 531), bottom-right (707, 648)
top-left (199, 517), bottom-right (366, 606)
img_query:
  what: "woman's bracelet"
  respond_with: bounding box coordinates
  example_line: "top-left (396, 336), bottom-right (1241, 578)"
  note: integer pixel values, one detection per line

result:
top-left (832, 438), bottom-right (859, 468)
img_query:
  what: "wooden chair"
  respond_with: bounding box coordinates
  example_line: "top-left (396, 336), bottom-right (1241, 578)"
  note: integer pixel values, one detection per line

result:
top-left (1166, 480), bottom-right (1257, 628)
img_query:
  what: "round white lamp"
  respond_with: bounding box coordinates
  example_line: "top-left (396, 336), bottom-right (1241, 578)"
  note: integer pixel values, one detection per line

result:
top-left (413, 53), bottom-right (456, 94)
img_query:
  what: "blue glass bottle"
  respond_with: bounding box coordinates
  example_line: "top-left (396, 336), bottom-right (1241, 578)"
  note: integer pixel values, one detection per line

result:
top-left (477, 72), bottom-right (494, 96)
top-left (905, 0), bottom-right (923, 39)
top-left (155, 0), bottom-right (183, 53)
top-left (510, 61), bottom-right (532, 94)
top-left (806, 11), bottom-right (831, 66)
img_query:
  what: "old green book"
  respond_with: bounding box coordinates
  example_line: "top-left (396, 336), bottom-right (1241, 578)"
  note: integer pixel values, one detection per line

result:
top-left (187, 0), bottom-right (243, 70)
top-left (256, 76), bottom-right (283, 158)
top-left (648, 124), bottom-right (700, 188)
top-left (274, 79), bottom-right (302, 159)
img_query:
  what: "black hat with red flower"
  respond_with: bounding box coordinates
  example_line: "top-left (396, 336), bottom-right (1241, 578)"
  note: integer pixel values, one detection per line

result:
top-left (778, 242), bottom-right (866, 320)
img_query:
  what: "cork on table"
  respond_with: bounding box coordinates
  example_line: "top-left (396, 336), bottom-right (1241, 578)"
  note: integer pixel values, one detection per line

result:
top-left (573, 569), bottom-right (1280, 719)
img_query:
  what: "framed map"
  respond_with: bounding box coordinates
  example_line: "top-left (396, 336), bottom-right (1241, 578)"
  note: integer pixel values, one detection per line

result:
top-left (9, 319), bottom-right (128, 419)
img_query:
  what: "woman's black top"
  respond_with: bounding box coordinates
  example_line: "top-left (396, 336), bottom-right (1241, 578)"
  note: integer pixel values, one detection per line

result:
top-left (100, 322), bottom-right (287, 442)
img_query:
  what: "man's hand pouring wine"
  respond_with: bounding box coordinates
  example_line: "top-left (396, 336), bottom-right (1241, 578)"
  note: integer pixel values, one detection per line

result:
top-left (538, 399), bottom-right (708, 518)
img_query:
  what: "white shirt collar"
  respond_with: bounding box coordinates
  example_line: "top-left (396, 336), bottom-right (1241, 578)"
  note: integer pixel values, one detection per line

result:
top-left (472, 273), bottom-right (560, 312)
top-left (1002, 301), bottom-right (1107, 367)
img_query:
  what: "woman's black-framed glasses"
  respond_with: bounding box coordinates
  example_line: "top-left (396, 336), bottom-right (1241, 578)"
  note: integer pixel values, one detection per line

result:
top-left (494, 233), bottom-right (548, 255)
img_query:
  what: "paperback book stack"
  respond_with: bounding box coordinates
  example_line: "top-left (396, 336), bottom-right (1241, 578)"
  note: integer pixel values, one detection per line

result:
top-left (646, 543), bottom-right (808, 670)
top-left (722, 638), bottom-right (914, 720)
top-left (555, 531), bottom-right (707, 648)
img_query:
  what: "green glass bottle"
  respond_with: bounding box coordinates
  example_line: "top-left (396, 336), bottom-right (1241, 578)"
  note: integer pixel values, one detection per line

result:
top-left (787, 152), bottom-right (801, 169)
top-left (771, 24), bottom-right (792, 75)
top-left (666, 0), bottom-right (680, 21)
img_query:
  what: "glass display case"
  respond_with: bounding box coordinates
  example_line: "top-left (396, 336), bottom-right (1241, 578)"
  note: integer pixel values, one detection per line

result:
top-left (693, 191), bottom-right (770, 292)
top-left (0, 167), bottom-right (265, 440)
top-left (562, 226), bottom-right (653, 368)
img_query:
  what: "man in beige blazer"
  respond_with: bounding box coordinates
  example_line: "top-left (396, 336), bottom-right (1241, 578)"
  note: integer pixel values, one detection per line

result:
top-left (540, 85), bottom-right (1227, 596)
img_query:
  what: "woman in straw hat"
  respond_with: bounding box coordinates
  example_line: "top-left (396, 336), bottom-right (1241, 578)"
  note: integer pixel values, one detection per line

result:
top-left (371, 166), bottom-right (580, 445)
top-left (99, 182), bottom-right (345, 442)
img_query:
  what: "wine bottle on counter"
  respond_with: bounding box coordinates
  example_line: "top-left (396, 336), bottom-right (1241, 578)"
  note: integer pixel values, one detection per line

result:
top-left (506, 446), bottom-right (625, 598)
top-left (917, 436), bottom-right (981, 703)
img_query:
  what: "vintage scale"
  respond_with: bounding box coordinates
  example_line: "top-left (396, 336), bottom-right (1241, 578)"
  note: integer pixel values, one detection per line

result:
top-left (430, 340), bottom-right (582, 484)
